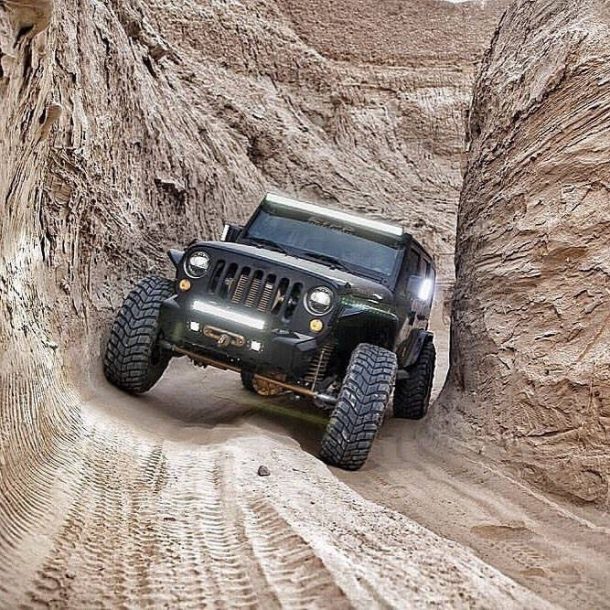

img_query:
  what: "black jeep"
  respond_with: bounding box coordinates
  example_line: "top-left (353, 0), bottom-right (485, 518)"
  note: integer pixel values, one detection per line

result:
top-left (104, 193), bottom-right (437, 470)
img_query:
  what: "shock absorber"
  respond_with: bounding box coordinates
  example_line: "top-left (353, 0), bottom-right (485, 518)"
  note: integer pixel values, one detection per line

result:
top-left (305, 342), bottom-right (335, 390)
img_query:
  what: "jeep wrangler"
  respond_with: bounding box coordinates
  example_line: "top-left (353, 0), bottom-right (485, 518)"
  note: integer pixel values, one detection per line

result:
top-left (104, 193), bottom-right (437, 470)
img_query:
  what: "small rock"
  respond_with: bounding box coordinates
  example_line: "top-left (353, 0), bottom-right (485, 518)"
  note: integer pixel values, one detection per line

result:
top-left (257, 465), bottom-right (270, 477)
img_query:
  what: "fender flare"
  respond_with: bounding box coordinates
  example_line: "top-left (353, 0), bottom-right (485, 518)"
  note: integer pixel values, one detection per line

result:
top-left (397, 329), bottom-right (434, 369)
top-left (168, 249), bottom-right (184, 269)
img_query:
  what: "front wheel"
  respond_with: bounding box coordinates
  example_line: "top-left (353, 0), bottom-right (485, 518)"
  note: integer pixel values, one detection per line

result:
top-left (320, 343), bottom-right (397, 471)
top-left (103, 275), bottom-right (174, 394)
top-left (394, 340), bottom-right (436, 419)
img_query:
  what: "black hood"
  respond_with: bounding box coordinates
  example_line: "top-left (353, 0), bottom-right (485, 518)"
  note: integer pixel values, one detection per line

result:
top-left (203, 242), bottom-right (393, 303)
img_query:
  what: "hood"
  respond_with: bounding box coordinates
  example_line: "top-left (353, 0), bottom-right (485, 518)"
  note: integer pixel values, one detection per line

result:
top-left (203, 241), bottom-right (393, 303)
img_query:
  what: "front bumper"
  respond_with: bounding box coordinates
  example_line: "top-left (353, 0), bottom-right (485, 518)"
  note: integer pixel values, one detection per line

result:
top-left (158, 296), bottom-right (321, 379)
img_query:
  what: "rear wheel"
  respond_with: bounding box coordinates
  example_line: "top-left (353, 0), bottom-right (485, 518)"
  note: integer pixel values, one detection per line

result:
top-left (103, 275), bottom-right (174, 394)
top-left (394, 340), bottom-right (436, 419)
top-left (320, 343), bottom-right (397, 471)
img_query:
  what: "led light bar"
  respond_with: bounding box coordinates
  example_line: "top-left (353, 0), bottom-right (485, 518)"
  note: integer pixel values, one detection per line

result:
top-left (265, 193), bottom-right (404, 237)
top-left (191, 300), bottom-right (266, 330)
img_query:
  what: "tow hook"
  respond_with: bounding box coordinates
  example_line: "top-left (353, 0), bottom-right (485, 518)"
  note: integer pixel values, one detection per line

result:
top-left (217, 334), bottom-right (231, 348)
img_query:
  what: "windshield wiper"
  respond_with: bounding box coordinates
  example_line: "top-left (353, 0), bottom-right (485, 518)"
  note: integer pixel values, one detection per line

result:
top-left (244, 238), bottom-right (291, 255)
top-left (300, 251), bottom-right (352, 273)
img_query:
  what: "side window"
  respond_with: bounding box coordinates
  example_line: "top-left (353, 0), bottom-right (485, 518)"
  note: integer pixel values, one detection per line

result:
top-left (408, 249), bottom-right (420, 275)
top-left (401, 249), bottom-right (421, 298)
top-left (419, 256), bottom-right (428, 276)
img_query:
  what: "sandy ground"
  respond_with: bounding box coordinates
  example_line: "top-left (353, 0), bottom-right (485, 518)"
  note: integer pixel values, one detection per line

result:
top-left (0, 358), bottom-right (537, 609)
top-left (68, 350), bottom-right (609, 610)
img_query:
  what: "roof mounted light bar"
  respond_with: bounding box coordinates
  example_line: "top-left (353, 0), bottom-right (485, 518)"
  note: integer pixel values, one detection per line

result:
top-left (264, 193), bottom-right (404, 237)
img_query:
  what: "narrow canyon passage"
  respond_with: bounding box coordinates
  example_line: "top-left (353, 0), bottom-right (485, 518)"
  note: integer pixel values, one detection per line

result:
top-left (1, 0), bottom-right (609, 608)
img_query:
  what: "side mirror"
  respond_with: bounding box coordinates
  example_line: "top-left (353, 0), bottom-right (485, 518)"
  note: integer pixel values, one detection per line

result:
top-left (221, 223), bottom-right (243, 242)
top-left (407, 275), bottom-right (435, 302)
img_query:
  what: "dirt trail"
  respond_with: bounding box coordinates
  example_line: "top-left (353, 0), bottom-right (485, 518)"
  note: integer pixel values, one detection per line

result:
top-left (2, 308), bottom-right (605, 608)
top-left (0, 359), bottom-right (550, 609)
top-left (47, 355), bottom-right (604, 610)
top-left (339, 422), bottom-right (610, 609)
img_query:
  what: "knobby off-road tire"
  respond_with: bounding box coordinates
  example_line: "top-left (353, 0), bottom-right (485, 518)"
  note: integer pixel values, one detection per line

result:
top-left (394, 339), bottom-right (436, 419)
top-left (103, 275), bottom-right (174, 394)
top-left (320, 343), bottom-right (397, 471)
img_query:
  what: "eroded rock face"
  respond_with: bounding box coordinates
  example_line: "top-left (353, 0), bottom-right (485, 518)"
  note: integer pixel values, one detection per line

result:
top-left (437, 0), bottom-right (610, 507)
top-left (1, 0), bottom-right (508, 360)
top-left (0, 0), bottom-right (512, 603)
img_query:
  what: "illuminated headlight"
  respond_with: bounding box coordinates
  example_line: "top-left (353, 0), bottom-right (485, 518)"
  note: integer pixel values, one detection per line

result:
top-left (418, 278), bottom-right (435, 302)
top-left (185, 250), bottom-right (210, 278)
top-left (305, 286), bottom-right (334, 316)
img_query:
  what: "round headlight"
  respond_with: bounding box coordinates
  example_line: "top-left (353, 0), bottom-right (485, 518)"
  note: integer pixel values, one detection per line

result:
top-left (185, 251), bottom-right (210, 278)
top-left (305, 286), bottom-right (334, 316)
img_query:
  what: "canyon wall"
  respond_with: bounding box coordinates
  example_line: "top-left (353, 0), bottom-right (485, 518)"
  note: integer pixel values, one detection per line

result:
top-left (1, 0), bottom-right (510, 371)
top-left (0, 0), bottom-right (511, 603)
top-left (437, 0), bottom-right (610, 508)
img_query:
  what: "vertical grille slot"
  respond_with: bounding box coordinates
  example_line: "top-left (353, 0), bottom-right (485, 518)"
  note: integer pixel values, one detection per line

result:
top-left (282, 282), bottom-right (302, 320)
top-left (245, 271), bottom-right (264, 307)
top-left (208, 260), bottom-right (225, 294)
top-left (257, 275), bottom-right (276, 312)
top-left (271, 278), bottom-right (290, 314)
top-left (231, 267), bottom-right (251, 303)
top-left (219, 263), bottom-right (238, 299)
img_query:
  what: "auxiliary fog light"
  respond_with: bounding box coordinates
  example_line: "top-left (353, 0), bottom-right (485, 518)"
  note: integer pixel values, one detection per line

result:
top-left (191, 300), bottom-right (266, 331)
top-left (310, 319), bottom-right (324, 333)
top-left (189, 321), bottom-right (201, 332)
top-left (250, 340), bottom-right (262, 352)
top-left (179, 279), bottom-right (192, 292)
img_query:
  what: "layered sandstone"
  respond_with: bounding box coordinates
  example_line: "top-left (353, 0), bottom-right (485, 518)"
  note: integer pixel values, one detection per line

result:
top-left (436, 0), bottom-right (610, 507)
top-left (1, 0), bottom-right (526, 606)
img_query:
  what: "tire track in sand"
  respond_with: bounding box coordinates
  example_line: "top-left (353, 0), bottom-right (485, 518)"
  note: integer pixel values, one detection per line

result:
top-left (3, 364), bottom-right (551, 609)
top-left (8, 430), bottom-right (552, 609)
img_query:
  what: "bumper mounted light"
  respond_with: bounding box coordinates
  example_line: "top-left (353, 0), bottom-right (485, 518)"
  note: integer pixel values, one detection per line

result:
top-left (191, 300), bottom-right (266, 330)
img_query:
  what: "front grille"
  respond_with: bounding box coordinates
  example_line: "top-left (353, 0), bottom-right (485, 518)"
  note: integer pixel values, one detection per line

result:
top-left (209, 261), bottom-right (302, 318)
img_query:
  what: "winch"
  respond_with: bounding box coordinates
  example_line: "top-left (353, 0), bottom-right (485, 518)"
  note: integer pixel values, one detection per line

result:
top-left (202, 325), bottom-right (246, 348)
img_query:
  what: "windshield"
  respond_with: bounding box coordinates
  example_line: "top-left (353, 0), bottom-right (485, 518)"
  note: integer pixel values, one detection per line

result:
top-left (243, 208), bottom-right (402, 282)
